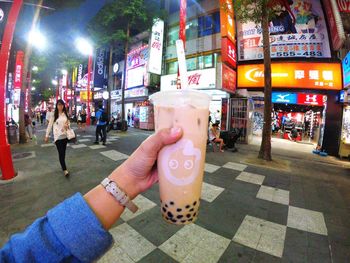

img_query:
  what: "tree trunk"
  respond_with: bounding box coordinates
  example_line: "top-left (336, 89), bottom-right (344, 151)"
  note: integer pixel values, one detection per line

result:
top-left (19, 50), bottom-right (32, 143)
top-left (107, 44), bottom-right (114, 118)
top-left (121, 22), bottom-right (130, 128)
top-left (258, 5), bottom-right (273, 161)
top-left (18, 0), bottom-right (43, 143)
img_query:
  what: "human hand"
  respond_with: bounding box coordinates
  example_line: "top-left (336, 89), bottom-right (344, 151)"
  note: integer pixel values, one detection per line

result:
top-left (44, 136), bottom-right (49, 143)
top-left (110, 127), bottom-right (183, 199)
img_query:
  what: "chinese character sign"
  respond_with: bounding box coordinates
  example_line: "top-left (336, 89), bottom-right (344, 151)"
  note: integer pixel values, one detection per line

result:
top-left (220, 0), bottom-right (235, 43)
top-left (148, 19), bottom-right (164, 75)
top-left (343, 51), bottom-right (350, 88)
top-left (337, 0), bottom-right (350, 12)
top-left (237, 0), bottom-right (331, 61)
top-left (14, 51), bottom-right (24, 90)
top-left (238, 62), bottom-right (342, 90)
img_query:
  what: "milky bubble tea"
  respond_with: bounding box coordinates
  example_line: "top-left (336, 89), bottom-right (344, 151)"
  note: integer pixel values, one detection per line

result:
top-left (150, 90), bottom-right (211, 225)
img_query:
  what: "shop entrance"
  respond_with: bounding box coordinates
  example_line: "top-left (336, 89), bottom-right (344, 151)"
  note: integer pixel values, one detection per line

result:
top-left (272, 103), bottom-right (325, 145)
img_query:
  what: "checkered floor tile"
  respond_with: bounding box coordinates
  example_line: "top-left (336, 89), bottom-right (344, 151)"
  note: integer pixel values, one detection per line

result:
top-left (159, 224), bottom-right (230, 263)
top-left (100, 150), bottom-right (129, 161)
top-left (70, 144), bottom-right (87, 149)
top-left (201, 182), bottom-right (225, 202)
top-left (204, 163), bottom-right (221, 173)
top-left (121, 195), bottom-right (157, 222)
top-left (236, 171), bottom-right (265, 185)
top-left (77, 138), bottom-right (91, 142)
top-left (82, 135), bottom-right (94, 138)
top-left (222, 162), bottom-right (247, 171)
top-left (41, 143), bottom-right (55, 147)
top-left (89, 145), bottom-right (107, 150)
top-left (233, 215), bottom-right (287, 258)
top-left (287, 206), bottom-right (328, 236)
top-left (257, 185), bottom-right (290, 205)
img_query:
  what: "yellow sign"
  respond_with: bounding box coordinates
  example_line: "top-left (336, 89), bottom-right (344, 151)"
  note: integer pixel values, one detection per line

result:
top-left (80, 91), bottom-right (93, 101)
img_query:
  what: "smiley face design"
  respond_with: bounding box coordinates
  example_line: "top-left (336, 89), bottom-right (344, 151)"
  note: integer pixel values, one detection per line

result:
top-left (160, 138), bottom-right (202, 186)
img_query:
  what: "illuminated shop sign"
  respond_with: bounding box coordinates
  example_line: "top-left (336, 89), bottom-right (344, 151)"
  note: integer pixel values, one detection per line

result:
top-left (238, 62), bottom-right (342, 90)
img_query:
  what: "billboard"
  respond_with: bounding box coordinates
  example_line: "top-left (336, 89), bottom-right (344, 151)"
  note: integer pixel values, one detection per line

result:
top-left (148, 19), bottom-right (164, 75)
top-left (237, 0), bottom-right (331, 60)
top-left (238, 62), bottom-right (342, 90)
top-left (343, 51), bottom-right (350, 88)
top-left (220, 0), bottom-right (235, 43)
top-left (93, 48), bottom-right (109, 90)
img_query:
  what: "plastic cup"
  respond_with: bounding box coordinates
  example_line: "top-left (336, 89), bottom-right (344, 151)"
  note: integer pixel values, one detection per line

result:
top-left (150, 90), bottom-right (211, 225)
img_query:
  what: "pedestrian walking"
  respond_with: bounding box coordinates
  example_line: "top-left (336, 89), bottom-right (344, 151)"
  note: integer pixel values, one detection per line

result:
top-left (94, 104), bottom-right (108, 145)
top-left (127, 109), bottom-right (131, 126)
top-left (45, 99), bottom-right (70, 177)
top-left (79, 109), bottom-right (87, 132)
top-left (46, 106), bottom-right (54, 126)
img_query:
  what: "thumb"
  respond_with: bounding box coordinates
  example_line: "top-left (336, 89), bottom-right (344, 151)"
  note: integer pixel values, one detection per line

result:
top-left (138, 127), bottom-right (183, 158)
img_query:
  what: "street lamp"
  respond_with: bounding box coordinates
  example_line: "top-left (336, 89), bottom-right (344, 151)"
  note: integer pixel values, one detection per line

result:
top-left (51, 79), bottom-right (58, 86)
top-left (31, 87), bottom-right (36, 91)
top-left (75, 37), bottom-right (93, 125)
top-left (28, 29), bottom-right (46, 50)
top-left (32, 66), bottom-right (38, 71)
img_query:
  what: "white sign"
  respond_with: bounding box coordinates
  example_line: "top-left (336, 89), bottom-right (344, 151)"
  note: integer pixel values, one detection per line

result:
top-left (148, 19), bottom-right (164, 75)
top-left (113, 63), bottom-right (119, 73)
top-left (102, 91), bottom-right (109, 100)
top-left (127, 66), bottom-right (144, 89)
top-left (110, 90), bottom-right (121, 100)
top-left (161, 68), bottom-right (216, 91)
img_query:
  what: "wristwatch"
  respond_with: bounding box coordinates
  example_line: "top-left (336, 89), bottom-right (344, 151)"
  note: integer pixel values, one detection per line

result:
top-left (101, 178), bottom-right (138, 213)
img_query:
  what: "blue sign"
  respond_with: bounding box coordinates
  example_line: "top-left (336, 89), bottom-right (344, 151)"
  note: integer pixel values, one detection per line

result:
top-left (342, 51), bottom-right (350, 89)
top-left (272, 92), bottom-right (297, 104)
top-left (340, 90), bottom-right (345, 103)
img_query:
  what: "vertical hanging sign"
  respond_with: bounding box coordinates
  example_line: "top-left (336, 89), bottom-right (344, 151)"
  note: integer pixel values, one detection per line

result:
top-left (13, 50), bottom-right (24, 106)
top-left (148, 19), bottom-right (164, 75)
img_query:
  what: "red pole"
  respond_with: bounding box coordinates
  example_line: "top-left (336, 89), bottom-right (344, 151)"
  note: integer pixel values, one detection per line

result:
top-left (0, 0), bottom-right (23, 180)
top-left (86, 55), bottom-right (92, 125)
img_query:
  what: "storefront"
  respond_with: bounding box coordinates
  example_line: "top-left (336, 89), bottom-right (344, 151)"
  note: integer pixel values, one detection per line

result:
top-left (160, 67), bottom-right (231, 124)
top-left (340, 52), bottom-right (350, 158)
top-left (237, 62), bottom-right (343, 156)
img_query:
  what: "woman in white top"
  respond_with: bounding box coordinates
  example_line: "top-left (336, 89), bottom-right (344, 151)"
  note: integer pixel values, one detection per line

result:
top-left (209, 123), bottom-right (225, 152)
top-left (45, 100), bottom-right (70, 177)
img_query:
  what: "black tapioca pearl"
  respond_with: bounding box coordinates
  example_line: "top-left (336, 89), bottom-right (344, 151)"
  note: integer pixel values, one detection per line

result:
top-left (171, 219), bottom-right (177, 223)
top-left (188, 218), bottom-right (193, 222)
top-left (181, 220), bottom-right (186, 223)
top-left (186, 214), bottom-right (191, 218)
top-left (160, 199), bottom-right (162, 203)
top-left (162, 207), bottom-right (166, 213)
top-left (177, 215), bottom-right (184, 219)
top-left (170, 201), bottom-right (174, 205)
top-left (165, 204), bottom-right (168, 208)
top-left (185, 205), bottom-right (190, 209)
top-left (189, 208), bottom-right (194, 212)
top-left (193, 212), bottom-right (197, 217)
top-left (166, 217), bottom-right (170, 220)
top-left (177, 208), bottom-right (182, 212)
top-left (167, 211), bottom-right (174, 218)
top-left (193, 201), bottom-right (197, 206)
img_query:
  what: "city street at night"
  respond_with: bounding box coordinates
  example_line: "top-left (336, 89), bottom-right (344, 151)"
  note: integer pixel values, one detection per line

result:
top-left (1, 0), bottom-right (350, 262)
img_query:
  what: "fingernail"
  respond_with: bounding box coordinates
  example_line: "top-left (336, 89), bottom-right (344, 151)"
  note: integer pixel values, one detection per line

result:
top-left (170, 127), bottom-right (182, 136)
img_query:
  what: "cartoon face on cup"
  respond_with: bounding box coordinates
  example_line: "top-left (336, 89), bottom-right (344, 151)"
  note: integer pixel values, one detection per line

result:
top-left (161, 139), bottom-right (201, 186)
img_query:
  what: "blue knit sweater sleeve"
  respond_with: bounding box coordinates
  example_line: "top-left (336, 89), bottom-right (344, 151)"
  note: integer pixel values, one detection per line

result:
top-left (0, 193), bottom-right (113, 263)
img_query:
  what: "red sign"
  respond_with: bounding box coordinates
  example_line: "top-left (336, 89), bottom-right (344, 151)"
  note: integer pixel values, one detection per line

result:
top-left (222, 63), bottom-right (236, 93)
top-left (221, 38), bottom-right (237, 69)
top-left (14, 50), bottom-right (24, 90)
top-left (297, 93), bottom-right (326, 106)
top-left (323, 0), bottom-right (345, 50)
top-left (337, 0), bottom-right (350, 12)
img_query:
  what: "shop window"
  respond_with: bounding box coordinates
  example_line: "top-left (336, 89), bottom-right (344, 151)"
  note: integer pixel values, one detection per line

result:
top-left (186, 19), bottom-right (198, 41)
top-left (198, 12), bottom-right (220, 37)
top-left (186, 57), bottom-right (197, 71)
top-left (204, 54), bottom-right (213, 68)
top-left (167, 26), bottom-right (179, 46)
top-left (166, 61), bottom-right (178, 74)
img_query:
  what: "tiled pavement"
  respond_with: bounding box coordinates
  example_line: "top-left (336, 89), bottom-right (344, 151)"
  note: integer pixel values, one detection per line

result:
top-left (1, 128), bottom-right (350, 262)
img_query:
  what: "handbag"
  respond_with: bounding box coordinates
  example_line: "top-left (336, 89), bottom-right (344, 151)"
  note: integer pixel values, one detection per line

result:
top-left (66, 127), bottom-right (76, 142)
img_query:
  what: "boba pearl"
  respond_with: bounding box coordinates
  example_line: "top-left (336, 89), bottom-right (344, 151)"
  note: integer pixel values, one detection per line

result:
top-left (186, 214), bottom-right (191, 218)
top-left (193, 201), bottom-right (197, 206)
top-left (177, 215), bottom-right (184, 219)
top-left (170, 201), bottom-right (174, 205)
top-left (189, 208), bottom-right (194, 212)
top-left (162, 207), bottom-right (166, 213)
top-left (185, 205), bottom-right (190, 209)
top-left (167, 211), bottom-right (174, 218)
top-left (177, 208), bottom-right (182, 212)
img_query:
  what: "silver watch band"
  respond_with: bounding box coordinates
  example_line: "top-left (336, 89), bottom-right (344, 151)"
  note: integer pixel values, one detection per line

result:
top-left (101, 178), bottom-right (138, 213)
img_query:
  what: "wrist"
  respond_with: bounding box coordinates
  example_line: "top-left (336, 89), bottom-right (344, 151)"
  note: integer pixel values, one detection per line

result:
top-left (109, 167), bottom-right (139, 200)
